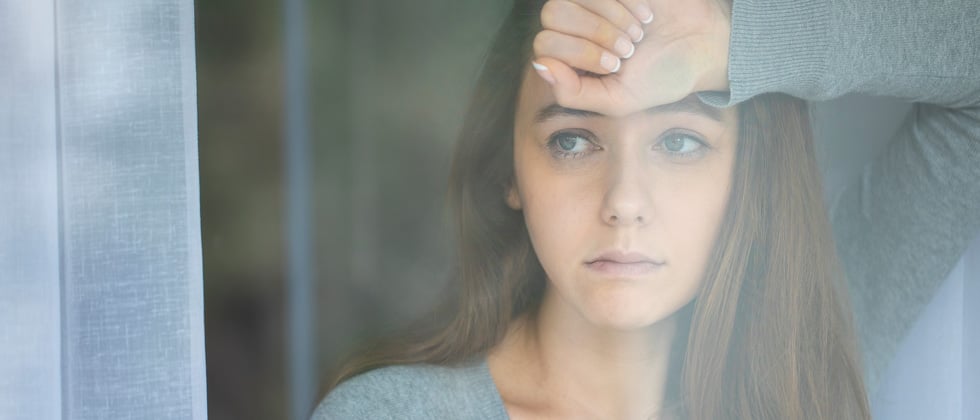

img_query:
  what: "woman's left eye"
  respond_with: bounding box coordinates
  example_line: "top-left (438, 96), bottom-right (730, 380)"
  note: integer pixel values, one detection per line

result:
top-left (655, 132), bottom-right (707, 158)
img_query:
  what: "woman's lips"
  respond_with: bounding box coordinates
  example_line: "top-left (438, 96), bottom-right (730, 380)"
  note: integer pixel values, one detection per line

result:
top-left (586, 260), bottom-right (664, 276)
top-left (585, 251), bottom-right (665, 276)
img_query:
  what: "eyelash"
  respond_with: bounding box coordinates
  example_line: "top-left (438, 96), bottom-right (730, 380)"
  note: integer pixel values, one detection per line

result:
top-left (545, 130), bottom-right (710, 161)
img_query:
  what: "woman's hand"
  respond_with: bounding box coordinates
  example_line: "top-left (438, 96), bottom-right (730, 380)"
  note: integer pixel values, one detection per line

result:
top-left (532, 0), bottom-right (732, 116)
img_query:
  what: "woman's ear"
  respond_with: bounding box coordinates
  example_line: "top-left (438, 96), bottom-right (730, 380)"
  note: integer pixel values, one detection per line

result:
top-left (505, 184), bottom-right (522, 210)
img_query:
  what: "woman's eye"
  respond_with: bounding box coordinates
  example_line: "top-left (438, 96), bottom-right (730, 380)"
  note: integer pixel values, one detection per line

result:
top-left (546, 131), bottom-right (597, 159)
top-left (656, 132), bottom-right (707, 158)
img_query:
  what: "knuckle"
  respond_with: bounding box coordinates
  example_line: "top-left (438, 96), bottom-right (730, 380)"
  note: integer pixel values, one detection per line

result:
top-left (580, 42), bottom-right (601, 61)
top-left (532, 31), bottom-right (553, 54)
top-left (589, 20), bottom-right (618, 47)
top-left (539, 1), bottom-right (565, 29)
top-left (570, 43), bottom-right (602, 71)
top-left (589, 18), bottom-right (605, 39)
top-left (553, 90), bottom-right (574, 108)
top-left (614, 6), bottom-right (634, 26)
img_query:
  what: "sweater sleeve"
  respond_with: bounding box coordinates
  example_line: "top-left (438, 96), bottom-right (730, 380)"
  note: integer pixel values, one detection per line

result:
top-left (699, 0), bottom-right (980, 392)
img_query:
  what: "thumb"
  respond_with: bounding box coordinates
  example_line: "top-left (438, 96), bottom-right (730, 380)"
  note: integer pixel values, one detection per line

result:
top-left (532, 57), bottom-right (621, 115)
top-left (531, 57), bottom-right (582, 104)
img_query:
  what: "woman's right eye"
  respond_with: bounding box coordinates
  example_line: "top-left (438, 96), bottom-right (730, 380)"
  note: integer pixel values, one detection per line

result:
top-left (546, 131), bottom-right (598, 159)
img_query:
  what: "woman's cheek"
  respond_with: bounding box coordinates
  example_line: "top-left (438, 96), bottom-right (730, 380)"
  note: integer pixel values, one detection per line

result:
top-left (520, 178), bottom-right (594, 276)
top-left (662, 173), bottom-right (731, 280)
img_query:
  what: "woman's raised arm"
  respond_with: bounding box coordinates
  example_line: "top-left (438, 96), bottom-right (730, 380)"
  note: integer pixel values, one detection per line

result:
top-left (710, 0), bottom-right (980, 391)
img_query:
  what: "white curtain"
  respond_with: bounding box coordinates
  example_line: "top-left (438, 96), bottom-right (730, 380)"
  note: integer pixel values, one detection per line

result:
top-left (0, 0), bottom-right (206, 419)
top-left (871, 237), bottom-right (980, 419)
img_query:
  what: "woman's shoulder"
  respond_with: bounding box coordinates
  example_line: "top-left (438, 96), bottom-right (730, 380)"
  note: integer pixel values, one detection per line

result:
top-left (310, 359), bottom-right (509, 420)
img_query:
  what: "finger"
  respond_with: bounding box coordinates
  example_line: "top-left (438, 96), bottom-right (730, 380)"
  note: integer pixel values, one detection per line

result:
top-left (534, 30), bottom-right (622, 75)
top-left (541, 0), bottom-right (637, 58)
top-left (532, 58), bottom-right (639, 116)
top-left (573, 77), bottom-right (636, 116)
top-left (547, 0), bottom-right (645, 42)
top-left (532, 57), bottom-right (583, 98)
top-left (613, 0), bottom-right (654, 25)
top-left (534, 57), bottom-right (626, 116)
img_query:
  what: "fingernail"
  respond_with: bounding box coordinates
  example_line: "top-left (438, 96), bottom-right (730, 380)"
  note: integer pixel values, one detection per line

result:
top-left (638, 5), bottom-right (654, 24)
top-left (628, 24), bottom-right (644, 42)
top-left (614, 37), bottom-right (634, 58)
top-left (600, 52), bottom-right (621, 73)
top-left (532, 61), bottom-right (556, 85)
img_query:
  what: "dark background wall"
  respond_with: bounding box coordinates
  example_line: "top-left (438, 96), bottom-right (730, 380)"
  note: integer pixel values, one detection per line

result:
top-left (196, 1), bottom-right (510, 418)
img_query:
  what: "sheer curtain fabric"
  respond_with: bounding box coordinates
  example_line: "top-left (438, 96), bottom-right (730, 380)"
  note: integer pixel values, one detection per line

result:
top-left (0, 0), bottom-right (206, 419)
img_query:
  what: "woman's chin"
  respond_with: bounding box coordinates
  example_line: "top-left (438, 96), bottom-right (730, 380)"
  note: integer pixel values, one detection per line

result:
top-left (574, 289), bottom-right (692, 332)
top-left (580, 303), bottom-right (673, 332)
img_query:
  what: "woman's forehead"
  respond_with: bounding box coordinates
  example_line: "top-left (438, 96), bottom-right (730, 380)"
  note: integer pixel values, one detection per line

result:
top-left (515, 66), bottom-right (736, 126)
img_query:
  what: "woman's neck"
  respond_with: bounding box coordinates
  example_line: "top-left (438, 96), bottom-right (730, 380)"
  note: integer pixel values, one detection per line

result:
top-left (489, 288), bottom-right (679, 419)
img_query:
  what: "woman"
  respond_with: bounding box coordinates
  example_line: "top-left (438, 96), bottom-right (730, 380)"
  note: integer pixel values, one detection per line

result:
top-left (314, 0), bottom-right (980, 418)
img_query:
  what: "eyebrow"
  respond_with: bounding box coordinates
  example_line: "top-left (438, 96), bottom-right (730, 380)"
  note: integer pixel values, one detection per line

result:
top-left (533, 95), bottom-right (723, 123)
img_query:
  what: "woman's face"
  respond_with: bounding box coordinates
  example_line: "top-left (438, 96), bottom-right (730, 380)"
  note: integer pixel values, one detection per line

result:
top-left (509, 66), bottom-right (739, 330)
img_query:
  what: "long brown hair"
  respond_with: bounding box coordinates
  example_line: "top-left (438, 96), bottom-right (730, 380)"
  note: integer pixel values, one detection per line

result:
top-left (328, 1), bottom-right (869, 418)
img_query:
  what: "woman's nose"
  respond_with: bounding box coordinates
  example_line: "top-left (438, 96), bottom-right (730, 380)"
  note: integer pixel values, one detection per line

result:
top-left (600, 158), bottom-right (651, 226)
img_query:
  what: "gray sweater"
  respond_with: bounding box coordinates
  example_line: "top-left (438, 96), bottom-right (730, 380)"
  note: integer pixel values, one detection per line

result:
top-left (314, 0), bottom-right (980, 417)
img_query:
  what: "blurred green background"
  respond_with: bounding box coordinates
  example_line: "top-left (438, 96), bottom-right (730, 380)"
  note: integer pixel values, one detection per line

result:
top-left (196, 1), bottom-right (512, 418)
